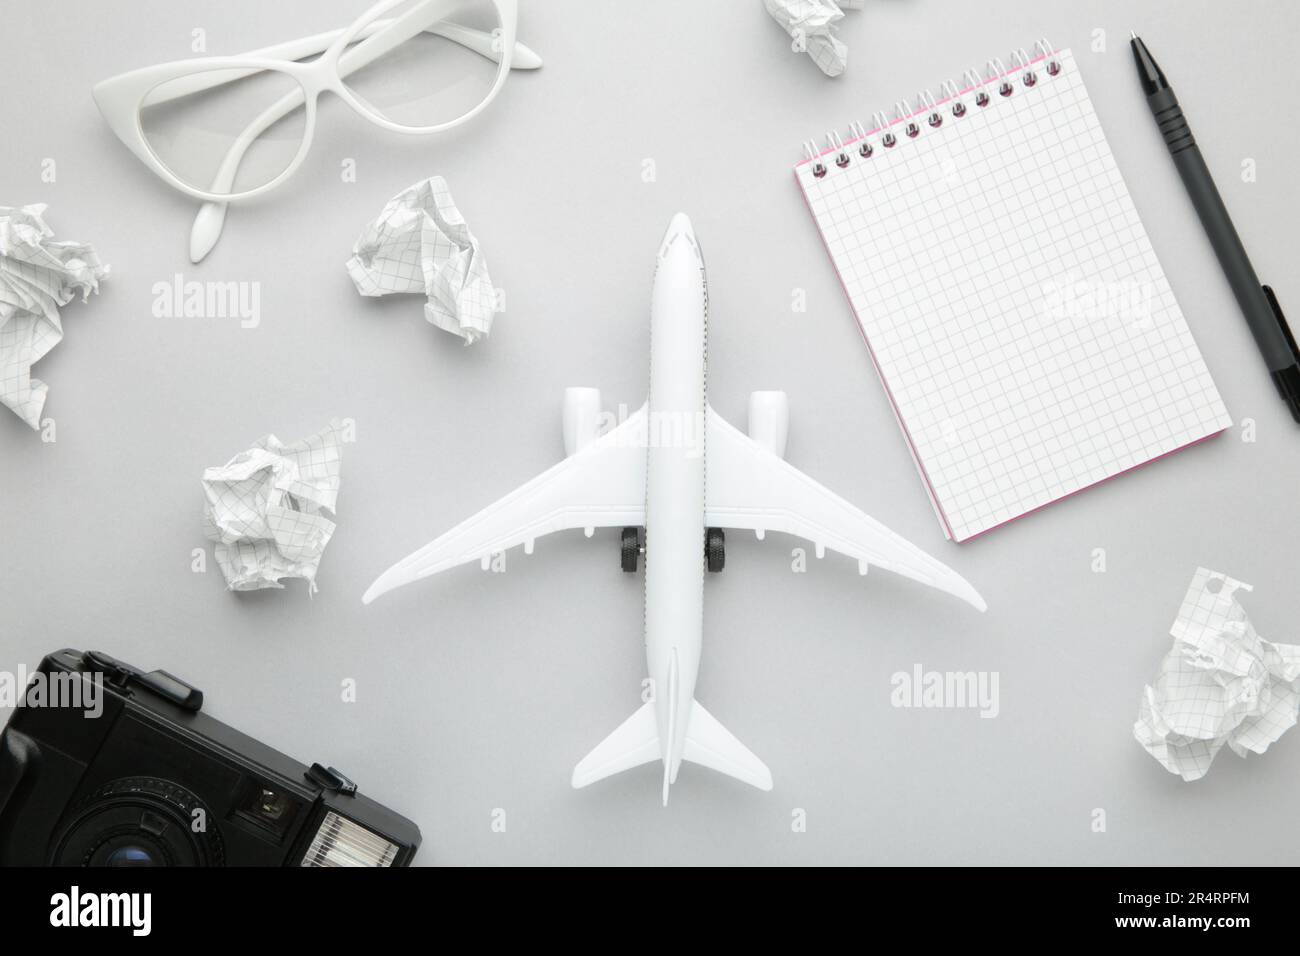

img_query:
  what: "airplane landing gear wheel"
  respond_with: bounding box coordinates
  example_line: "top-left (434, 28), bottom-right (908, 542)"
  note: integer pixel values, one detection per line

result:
top-left (621, 527), bottom-right (642, 572)
top-left (705, 528), bottom-right (725, 572)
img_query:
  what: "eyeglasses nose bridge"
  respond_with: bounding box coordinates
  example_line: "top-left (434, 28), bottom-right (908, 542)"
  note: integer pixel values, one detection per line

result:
top-left (289, 50), bottom-right (356, 104)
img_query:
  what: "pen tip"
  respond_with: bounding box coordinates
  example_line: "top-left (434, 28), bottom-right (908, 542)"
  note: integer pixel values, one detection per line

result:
top-left (1130, 30), bottom-right (1138, 39)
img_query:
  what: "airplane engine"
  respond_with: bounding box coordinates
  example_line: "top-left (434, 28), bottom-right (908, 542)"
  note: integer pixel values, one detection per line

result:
top-left (563, 387), bottom-right (603, 456)
top-left (747, 391), bottom-right (789, 458)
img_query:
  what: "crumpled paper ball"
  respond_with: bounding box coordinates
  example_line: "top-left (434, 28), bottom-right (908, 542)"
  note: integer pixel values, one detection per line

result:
top-left (202, 420), bottom-right (346, 593)
top-left (345, 176), bottom-right (496, 345)
top-left (0, 204), bottom-right (108, 428)
top-left (1134, 568), bottom-right (1300, 781)
top-left (763, 0), bottom-right (863, 77)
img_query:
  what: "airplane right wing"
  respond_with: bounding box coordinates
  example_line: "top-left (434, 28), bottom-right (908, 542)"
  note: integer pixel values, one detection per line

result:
top-left (703, 406), bottom-right (986, 611)
top-left (363, 404), bottom-right (649, 604)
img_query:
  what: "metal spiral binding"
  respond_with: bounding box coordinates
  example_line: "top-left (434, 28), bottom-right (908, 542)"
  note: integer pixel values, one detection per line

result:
top-left (848, 120), bottom-right (872, 157)
top-left (803, 140), bottom-right (827, 179)
top-left (1012, 47), bottom-right (1037, 86)
top-left (986, 58), bottom-right (1014, 97)
top-left (963, 67), bottom-right (989, 108)
top-left (800, 38), bottom-right (1060, 176)
top-left (946, 80), bottom-right (967, 117)
top-left (874, 110), bottom-right (896, 148)
top-left (897, 101), bottom-right (920, 139)
top-left (829, 130), bottom-right (850, 168)
top-left (1038, 38), bottom-right (1061, 76)
top-left (920, 90), bottom-right (942, 129)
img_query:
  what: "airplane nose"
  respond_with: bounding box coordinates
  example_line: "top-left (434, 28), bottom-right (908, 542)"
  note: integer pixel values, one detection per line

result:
top-left (658, 212), bottom-right (697, 259)
top-left (667, 212), bottom-right (693, 239)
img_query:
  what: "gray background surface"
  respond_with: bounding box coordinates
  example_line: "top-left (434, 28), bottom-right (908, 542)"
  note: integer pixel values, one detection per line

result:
top-left (2, 0), bottom-right (1298, 865)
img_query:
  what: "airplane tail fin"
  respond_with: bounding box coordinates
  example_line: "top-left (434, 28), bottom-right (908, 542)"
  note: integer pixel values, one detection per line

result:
top-left (571, 698), bottom-right (773, 801)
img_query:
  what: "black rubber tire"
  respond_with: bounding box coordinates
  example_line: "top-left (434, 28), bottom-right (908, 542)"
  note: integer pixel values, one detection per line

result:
top-left (705, 527), bottom-right (725, 572)
top-left (621, 527), bottom-right (640, 572)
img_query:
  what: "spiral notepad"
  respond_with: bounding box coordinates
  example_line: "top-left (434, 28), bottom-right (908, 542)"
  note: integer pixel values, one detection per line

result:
top-left (795, 41), bottom-right (1232, 542)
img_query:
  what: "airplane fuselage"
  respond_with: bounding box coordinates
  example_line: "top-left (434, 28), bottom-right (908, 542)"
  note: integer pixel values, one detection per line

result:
top-left (644, 213), bottom-right (708, 793)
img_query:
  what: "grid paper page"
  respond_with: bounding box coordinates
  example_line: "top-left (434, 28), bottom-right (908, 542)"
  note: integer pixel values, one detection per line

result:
top-left (796, 49), bottom-right (1232, 541)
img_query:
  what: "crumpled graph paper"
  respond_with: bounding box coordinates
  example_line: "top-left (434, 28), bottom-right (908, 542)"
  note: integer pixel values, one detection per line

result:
top-left (0, 205), bottom-right (108, 429)
top-left (763, 0), bottom-right (863, 77)
top-left (1135, 568), bottom-right (1300, 781)
top-left (346, 177), bottom-right (496, 345)
top-left (202, 421), bottom-right (345, 593)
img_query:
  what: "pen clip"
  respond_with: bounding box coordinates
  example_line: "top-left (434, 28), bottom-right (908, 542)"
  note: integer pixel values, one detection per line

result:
top-left (1263, 285), bottom-right (1300, 362)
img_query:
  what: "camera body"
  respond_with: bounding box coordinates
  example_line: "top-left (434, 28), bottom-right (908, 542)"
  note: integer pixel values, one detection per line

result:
top-left (0, 649), bottom-right (420, 867)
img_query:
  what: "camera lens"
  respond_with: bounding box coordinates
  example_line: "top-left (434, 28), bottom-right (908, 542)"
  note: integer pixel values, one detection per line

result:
top-left (104, 845), bottom-right (157, 867)
top-left (51, 777), bottom-right (225, 867)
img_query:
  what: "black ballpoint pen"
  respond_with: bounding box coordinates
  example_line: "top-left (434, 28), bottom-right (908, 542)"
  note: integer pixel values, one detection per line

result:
top-left (1130, 33), bottom-right (1300, 424)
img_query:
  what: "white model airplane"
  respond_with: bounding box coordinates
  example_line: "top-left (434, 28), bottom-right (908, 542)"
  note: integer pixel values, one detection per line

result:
top-left (364, 213), bottom-right (985, 804)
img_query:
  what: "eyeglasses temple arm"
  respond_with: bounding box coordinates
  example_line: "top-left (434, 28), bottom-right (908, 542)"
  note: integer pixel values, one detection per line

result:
top-left (146, 19), bottom-right (539, 107)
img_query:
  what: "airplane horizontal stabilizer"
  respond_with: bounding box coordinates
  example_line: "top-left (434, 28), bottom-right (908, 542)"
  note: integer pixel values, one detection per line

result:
top-left (683, 700), bottom-right (773, 792)
top-left (571, 701), bottom-right (659, 789)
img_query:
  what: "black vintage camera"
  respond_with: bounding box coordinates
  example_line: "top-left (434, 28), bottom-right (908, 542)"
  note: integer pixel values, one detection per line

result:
top-left (0, 649), bottom-right (420, 867)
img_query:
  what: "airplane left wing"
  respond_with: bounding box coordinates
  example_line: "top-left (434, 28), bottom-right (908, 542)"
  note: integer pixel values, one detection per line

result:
top-left (363, 405), bottom-right (649, 604)
top-left (703, 406), bottom-right (985, 611)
